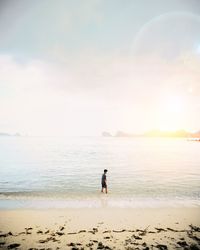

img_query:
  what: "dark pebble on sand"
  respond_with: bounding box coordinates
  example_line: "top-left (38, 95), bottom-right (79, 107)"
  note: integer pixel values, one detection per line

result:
top-left (53, 238), bottom-right (60, 242)
top-left (97, 242), bottom-right (104, 249)
top-left (67, 243), bottom-right (75, 247)
top-left (155, 228), bottom-right (167, 232)
top-left (166, 227), bottom-right (178, 232)
top-left (88, 230), bottom-right (95, 234)
top-left (156, 244), bottom-right (168, 250)
top-left (0, 233), bottom-right (7, 237)
top-left (0, 231), bottom-right (13, 237)
top-left (97, 242), bottom-right (111, 250)
top-left (38, 239), bottom-right (47, 243)
top-left (37, 230), bottom-right (43, 234)
top-left (113, 229), bottom-right (126, 233)
top-left (56, 231), bottom-right (65, 236)
top-left (78, 230), bottom-right (86, 233)
top-left (7, 243), bottom-right (20, 249)
top-left (189, 225), bottom-right (200, 232)
top-left (92, 240), bottom-right (98, 243)
top-left (189, 244), bottom-right (200, 250)
top-left (86, 243), bottom-right (93, 247)
top-left (189, 235), bottom-right (200, 243)
top-left (132, 235), bottom-right (142, 240)
top-left (59, 226), bottom-right (65, 231)
top-left (177, 241), bottom-right (188, 247)
top-left (18, 232), bottom-right (26, 235)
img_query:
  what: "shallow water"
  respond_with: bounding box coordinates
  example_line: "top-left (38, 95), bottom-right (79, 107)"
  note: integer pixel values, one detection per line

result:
top-left (0, 136), bottom-right (200, 208)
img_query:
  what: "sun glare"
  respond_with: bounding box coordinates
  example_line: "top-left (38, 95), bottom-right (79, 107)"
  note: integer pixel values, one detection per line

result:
top-left (158, 95), bottom-right (185, 131)
top-left (164, 96), bottom-right (184, 113)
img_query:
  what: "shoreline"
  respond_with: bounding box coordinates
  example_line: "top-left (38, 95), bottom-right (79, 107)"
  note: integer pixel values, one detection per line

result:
top-left (0, 207), bottom-right (200, 249)
top-left (1, 195), bottom-right (200, 210)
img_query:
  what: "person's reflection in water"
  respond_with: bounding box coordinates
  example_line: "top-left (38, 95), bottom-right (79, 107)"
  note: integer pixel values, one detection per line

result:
top-left (100, 195), bottom-right (108, 208)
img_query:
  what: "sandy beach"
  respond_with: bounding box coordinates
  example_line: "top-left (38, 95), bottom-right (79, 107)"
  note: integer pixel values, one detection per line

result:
top-left (0, 207), bottom-right (200, 250)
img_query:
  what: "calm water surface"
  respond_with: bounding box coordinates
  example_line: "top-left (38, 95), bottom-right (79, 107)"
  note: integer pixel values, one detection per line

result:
top-left (0, 136), bottom-right (199, 208)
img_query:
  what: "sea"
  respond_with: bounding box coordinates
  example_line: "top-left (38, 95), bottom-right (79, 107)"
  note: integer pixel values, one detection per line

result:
top-left (0, 136), bottom-right (200, 209)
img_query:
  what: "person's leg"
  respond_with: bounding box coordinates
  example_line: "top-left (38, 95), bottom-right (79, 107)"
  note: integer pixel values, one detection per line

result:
top-left (105, 186), bottom-right (108, 194)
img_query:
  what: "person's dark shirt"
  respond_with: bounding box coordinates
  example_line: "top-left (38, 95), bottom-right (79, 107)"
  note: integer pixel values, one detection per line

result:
top-left (101, 173), bottom-right (106, 184)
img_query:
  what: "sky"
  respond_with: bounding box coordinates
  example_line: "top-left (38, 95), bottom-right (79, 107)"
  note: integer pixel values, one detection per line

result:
top-left (0, 0), bottom-right (200, 136)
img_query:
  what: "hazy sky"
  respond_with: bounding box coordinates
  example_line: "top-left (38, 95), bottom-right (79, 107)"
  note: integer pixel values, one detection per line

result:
top-left (0, 0), bottom-right (200, 136)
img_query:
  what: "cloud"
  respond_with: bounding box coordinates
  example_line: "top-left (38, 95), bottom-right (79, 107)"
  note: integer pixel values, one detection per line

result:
top-left (1, 51), bottom-right (200, 105)
top-left (0, 49), bottom-right (200, 135)
top-left (1, 3), bottom-right (200, 135)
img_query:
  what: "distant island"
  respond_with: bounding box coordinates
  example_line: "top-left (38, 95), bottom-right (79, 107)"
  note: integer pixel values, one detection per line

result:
top-left (102, 130), bottom-right (200, 139)
top-left (0, 132), bottom-right (21, 137)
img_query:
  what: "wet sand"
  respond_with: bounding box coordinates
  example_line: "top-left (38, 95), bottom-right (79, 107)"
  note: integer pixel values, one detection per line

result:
top-left (0, 207), bottom-right (200, 249)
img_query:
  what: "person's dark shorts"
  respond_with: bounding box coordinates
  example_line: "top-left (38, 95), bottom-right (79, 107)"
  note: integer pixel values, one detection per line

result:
top-left (102, 183), bottom-right (107, 188)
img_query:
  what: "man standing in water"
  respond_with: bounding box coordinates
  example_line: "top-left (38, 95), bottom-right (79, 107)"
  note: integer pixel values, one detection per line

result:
top-left (101, 169), bottom-right (108, 194)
